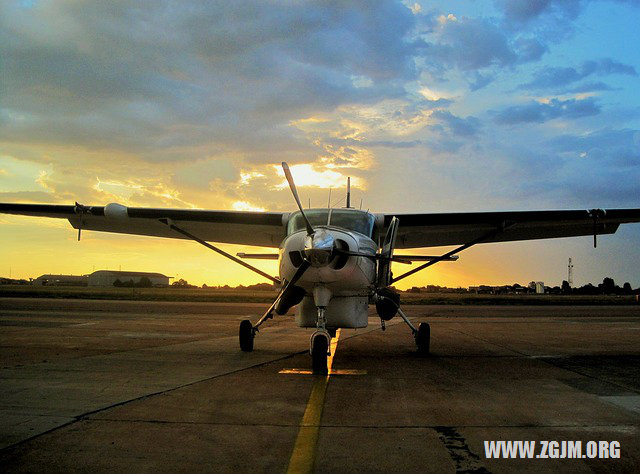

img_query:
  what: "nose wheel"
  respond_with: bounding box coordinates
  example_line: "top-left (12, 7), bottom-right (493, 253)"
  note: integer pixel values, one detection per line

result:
top-left (311, 331), bottom-right (329, 374)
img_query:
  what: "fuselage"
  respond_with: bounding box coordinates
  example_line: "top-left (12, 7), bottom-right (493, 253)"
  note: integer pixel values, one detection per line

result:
top-left (277, 208), bottom-right (381, 329)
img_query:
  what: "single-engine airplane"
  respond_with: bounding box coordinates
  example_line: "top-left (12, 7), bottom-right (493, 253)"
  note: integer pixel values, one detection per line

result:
top-left (1, 162), bottom-right (639, 373)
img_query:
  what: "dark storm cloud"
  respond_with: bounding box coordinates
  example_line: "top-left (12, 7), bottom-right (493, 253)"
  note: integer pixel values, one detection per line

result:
top-left (493, 97), bottom-right (601, 124)
top-left (520, 59), bottom-right (637, 90)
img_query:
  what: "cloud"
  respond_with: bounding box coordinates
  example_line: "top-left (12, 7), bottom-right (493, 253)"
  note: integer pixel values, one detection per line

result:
top-left (513, 37), bottom-right (548, 62)
top-left (424, 17), bottom-right (517, 71)
top-left (545, 128), bottom-right (640, 204)
top-left (495, 0), bottom-right (579, 23)
top-left (0, 191), bottom-right (57, 202)
top-left (493, 97), bottom-right (601, 124)
top-left (0, 1), bottom-right (420, 164)
top-left (520, 58), bottom-right (637, 90)
top-left (431, 110), bottom-right (481, 137)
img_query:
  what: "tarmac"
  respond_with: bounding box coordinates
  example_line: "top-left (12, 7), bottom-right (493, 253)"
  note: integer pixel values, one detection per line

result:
top-left (1, 297), bottom-right (640, 472)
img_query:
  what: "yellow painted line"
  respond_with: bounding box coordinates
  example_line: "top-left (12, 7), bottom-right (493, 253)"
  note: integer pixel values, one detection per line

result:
top-left (286, 329), bottom-right (341, 474)
top-left (279, 368), bottom-right (366, 375)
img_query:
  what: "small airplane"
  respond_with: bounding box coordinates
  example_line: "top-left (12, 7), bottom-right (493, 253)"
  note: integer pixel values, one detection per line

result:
top-left (2, 162), bottom-right (639, 373)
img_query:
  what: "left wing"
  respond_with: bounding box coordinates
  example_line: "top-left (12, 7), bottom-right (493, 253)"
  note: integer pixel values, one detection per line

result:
top-left (385, 208), bottom-right (640, 249)
top-left (0, 203), bottom-right (287, 248)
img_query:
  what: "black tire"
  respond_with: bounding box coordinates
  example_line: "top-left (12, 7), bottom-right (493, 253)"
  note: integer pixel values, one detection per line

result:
top-left (415, 322), bottom-right (430, 355)
top-left (239, 319), bottom-right (254, 352)
top-left (311, 333), bottom-right (329, 374)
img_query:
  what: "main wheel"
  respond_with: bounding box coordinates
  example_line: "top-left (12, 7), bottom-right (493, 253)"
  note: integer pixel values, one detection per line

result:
top-left (239, 319), bottom-right (254, 352)
top-left (311, 333), bottom-right (329, 374)
top-left (415, 322), bottom-right (430, 355)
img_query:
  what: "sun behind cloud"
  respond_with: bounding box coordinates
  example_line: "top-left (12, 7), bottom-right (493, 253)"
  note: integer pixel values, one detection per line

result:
top-left (274, 163), bottom-right (359, 190)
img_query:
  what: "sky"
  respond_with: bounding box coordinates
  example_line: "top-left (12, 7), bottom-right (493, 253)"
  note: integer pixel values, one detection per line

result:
top-left (1, 0), bottom-right (639, 289)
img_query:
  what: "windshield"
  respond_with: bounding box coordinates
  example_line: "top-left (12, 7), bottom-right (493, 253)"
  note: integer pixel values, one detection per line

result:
top-left (287, 209), bottom-right (375, 237)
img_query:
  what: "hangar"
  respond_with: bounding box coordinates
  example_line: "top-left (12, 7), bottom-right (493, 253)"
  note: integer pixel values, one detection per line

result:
top-left (87, 270), bottom-right (171, 287)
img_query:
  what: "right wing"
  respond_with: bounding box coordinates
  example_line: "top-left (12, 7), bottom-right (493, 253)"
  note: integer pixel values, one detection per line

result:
top-left (0, 203), bottom-right (287, 248)
top-left (385, 208), bottom-right (640, 248)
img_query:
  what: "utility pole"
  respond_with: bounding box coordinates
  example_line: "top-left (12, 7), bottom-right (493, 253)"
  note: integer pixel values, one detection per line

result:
top-left (568, 258), bottom-right (574, 287)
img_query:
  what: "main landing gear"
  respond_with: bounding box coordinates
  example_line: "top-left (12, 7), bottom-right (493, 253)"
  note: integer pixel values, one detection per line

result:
top-left (415, 322), bottom-right (430, 355)
top-left (239, 319), bottom-right (255, 352)
top-left (375, 292), bottom-right (430, 356)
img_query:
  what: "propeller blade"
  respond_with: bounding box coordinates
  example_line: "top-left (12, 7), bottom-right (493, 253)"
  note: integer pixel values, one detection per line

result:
top-left (288, 259), bottom-right (311, 287)
top-left (253, 259), bottom-right (311, 331)
top-left (282, 162), bottom-right (314, 235)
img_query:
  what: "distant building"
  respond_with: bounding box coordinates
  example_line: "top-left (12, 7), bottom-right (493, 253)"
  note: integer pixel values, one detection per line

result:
top-left (535, 281), bottom-right (545, 294)
top-left (1, 277), bottom-right (31, 285)
top-left (469, 285), bottom-right (495, 294)
top-left (88, 270), bottom-right (171, 287)
top-left (33, 274), bottom-right (89, 286)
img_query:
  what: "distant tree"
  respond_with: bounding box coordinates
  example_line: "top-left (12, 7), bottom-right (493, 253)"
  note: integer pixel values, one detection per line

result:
top-left (171, 278), bottom-right (195, 288)
top-left (407, 286), bottom-right (421, 293)
top-left (575, 283), bottom-right (597, 295)
top-left (113, 279), bottom-right (122, 287)
top-left (245, 283), bottom-right (275, 291)
top-left (561, 280), bottom-right (572, 294)
top-left (623, 282), bottom-right (632, 295)
top-left (136, 277), bottom-right (152, 288)
top-left (601, 277), bottom-right (616, 295)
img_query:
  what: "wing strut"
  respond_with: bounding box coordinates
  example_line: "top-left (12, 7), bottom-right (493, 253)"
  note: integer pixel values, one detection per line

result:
top-left (159, 218), bottom-right (280, 284)
top-left (390, 221), bottom-right (515, 285)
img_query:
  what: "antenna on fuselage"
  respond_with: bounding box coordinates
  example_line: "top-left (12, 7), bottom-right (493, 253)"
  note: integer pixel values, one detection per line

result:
top-left (346, 177), bottom-right (351, 208)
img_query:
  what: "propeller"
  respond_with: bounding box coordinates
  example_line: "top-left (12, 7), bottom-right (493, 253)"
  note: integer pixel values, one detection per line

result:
top-left (282, 162), bottom-right (314, 236)
top-left (282, 162), bottom-right (335, 267)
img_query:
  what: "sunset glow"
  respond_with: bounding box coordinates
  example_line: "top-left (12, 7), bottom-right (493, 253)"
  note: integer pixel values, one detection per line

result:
top-left (1, 1), bottom-right (639, 289)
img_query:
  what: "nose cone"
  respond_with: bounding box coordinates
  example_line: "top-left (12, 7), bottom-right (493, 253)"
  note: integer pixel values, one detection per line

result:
top-left (304, 229), bottom-right (335, 267)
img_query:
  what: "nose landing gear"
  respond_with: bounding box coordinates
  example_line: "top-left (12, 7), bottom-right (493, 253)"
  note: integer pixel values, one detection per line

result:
top-left (310, 330), bottom-right (330, 374)
top-left (310, 305), bottom-right (331, 374)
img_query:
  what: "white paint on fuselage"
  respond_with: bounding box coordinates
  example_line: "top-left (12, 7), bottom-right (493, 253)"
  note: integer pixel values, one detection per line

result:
top-left (278, 226), bottom-right (378, 328)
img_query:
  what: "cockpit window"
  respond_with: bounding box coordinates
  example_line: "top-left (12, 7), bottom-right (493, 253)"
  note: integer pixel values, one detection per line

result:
top-left (287, 209), bottom-right (375, 237)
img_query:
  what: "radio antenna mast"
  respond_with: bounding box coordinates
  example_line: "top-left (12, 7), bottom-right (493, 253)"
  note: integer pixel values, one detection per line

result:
top-left (346, 177), bottom-right (351, 208)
